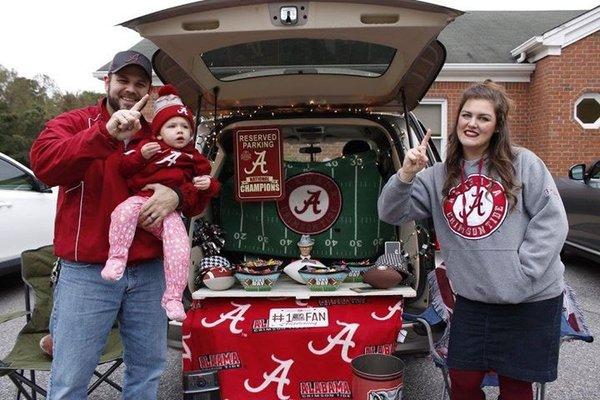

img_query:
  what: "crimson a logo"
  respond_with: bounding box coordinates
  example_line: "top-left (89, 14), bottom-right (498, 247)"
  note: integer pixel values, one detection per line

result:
top-left (277, 172), bottom-right (342, 235)
top-left (442, 174), bottom-right (508, 239)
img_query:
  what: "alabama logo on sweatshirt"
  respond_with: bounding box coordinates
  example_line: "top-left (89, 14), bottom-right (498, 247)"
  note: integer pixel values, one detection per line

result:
top-left (442, 174), bottom-right (508, 239)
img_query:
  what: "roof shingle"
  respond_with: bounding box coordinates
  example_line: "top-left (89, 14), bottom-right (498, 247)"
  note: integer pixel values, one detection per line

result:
top-left (440, 10), bottom-right (586, 63)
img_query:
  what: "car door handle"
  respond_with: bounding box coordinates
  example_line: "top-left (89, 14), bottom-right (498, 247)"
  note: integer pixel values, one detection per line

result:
top-left (0, 201), bottom-right (12, 208)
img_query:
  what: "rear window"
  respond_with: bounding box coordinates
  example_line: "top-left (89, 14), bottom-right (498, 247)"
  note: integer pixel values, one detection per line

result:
top-left (201, 38), bottom-right (396, 81)
top-left (284, 140), bottom-right (373, 163)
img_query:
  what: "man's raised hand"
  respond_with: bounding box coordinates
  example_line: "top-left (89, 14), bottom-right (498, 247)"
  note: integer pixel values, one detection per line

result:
top-left (105, 94), bottom-right (149, 141)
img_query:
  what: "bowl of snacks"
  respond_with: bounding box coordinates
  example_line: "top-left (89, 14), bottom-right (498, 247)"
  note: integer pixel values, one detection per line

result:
top-left (237, 258), bottom-right (283, 272)
top-left (234, 259), bottom-right (283, 291)
top-left (298, 265), bottom-right (350, 291)
top-left (335, 260), bottom-right (372, 283)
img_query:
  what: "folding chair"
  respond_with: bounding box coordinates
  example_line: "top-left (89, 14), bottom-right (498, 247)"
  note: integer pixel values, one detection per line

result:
top-left (404, 264), bottom-right (594, 400)
top-left (0, 245), bottom-right (124, 399)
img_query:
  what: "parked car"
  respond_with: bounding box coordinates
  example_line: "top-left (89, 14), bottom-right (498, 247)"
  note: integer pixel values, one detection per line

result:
top-left (124, 0), bottom-right (461, 355)
top-left (555, 160), bottom-right (600, 263)
top-left (0, 152), bottom-right (57, 275)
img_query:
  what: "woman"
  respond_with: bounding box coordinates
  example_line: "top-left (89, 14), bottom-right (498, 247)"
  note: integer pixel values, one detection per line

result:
top-left (378, 81), bottom-right (567, 399)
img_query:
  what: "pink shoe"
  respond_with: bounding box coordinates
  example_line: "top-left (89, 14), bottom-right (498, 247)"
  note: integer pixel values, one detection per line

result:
top-left (101, 259), bottom-right (125, 281)
top-left (164, 300), bottom-right (186, 322)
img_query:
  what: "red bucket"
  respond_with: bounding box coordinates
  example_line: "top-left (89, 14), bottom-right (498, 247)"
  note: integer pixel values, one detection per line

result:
top-left (351, 354), bottom-right (405, 400)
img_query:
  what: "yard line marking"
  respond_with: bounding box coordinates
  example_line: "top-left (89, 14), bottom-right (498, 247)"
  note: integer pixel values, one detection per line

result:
top-left (329, 228), bottom-right (333, 256)
top-left (261, 202), bottom-right (266, 251)
top-left (354, 161), bottom-right (358, 256)
top-left (377, 175), bottom-right (382, 252)
top-left (331, 165), bottom-right (336, 256)
top-left (239, 201), bottom-right (244, 248)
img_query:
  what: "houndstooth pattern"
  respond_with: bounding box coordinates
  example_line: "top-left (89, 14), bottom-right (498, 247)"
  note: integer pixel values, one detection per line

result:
top-left (199, 256), bottom-right (231, 274)
top-left (375, 253), bottom-right (408, 270)
top-left (375, 253), bottom-right (414, 285)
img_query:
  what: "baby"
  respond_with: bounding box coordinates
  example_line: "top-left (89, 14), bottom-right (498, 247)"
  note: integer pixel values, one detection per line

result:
top-left (102, 84), bottom-right (220, 321)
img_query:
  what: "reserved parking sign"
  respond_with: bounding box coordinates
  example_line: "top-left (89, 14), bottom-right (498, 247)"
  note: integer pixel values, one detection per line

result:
top-left (234, 126), bottom-right (285, 202)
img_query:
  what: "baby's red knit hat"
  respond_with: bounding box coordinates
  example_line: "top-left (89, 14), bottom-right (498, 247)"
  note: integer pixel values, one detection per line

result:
top-left (151, 84), bottom-right (195, 135)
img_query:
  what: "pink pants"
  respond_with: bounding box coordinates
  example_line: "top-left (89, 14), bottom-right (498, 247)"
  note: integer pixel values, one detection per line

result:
top-left (107, 195), bottom-right (190, 308)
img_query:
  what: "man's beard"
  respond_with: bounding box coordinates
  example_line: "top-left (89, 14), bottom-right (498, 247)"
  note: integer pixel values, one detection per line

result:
top-left (106, 83), bottom-right (138, 111)
top-left (106, 93), bottom-right (122, 112)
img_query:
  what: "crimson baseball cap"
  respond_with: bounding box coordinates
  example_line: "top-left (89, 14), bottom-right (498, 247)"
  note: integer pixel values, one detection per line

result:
top-left (108, 51), bottom-right (152, 81)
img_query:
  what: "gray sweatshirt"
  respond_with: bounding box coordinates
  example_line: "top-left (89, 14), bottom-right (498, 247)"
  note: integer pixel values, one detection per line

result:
top-left (378, 147), bottom-right (567, 304)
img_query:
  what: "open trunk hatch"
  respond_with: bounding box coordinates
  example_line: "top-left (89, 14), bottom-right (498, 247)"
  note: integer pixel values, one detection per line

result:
top-left (122, 0), bottom-right (462, 111)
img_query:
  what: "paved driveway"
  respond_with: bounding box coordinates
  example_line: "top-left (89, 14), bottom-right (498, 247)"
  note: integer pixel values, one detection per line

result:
top-left (1, 252), bottom-right (599, 399)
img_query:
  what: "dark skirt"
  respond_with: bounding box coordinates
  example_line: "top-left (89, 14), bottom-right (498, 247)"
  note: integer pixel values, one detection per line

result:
top-left (447, 293), bottom-right (563, 382)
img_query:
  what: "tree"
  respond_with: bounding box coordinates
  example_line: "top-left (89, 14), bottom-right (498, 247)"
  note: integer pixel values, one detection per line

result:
top-left (0, 65), bottom-right (103, 166)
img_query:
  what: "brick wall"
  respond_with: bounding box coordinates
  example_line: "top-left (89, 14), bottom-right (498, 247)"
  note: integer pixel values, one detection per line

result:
top-left (423, 31), bottom-right (600, 176)
top-left (526, 31), bottom-right (600, 175)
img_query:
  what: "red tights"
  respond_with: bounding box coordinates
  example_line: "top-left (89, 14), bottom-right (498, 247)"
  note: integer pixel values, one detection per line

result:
top-left (449, 369), bottom-right (533, 400)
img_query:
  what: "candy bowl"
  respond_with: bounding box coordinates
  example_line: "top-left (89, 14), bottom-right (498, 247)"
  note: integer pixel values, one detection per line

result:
top-left (336, 260), bottom-right (372, 283)
top-left (234, 268), bottom-right (282, 291)
top-left (298, 265), bottom-right (350, 291)
top-left (237, 258), bottom-right (283, 273)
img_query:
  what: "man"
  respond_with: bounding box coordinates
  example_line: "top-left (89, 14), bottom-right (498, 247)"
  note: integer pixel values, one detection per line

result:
top-left (30, 50), bottom-right (202, 399)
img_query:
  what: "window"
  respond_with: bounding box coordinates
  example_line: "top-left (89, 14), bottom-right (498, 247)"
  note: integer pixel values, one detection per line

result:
top-left (284, 140), bottom-right (349, 163)
top-left (589, 161), bottom-right (600, 190)
top-left (574, 93), bottom-right (600, 129)
top-left (201, 38), bottom-right (396, 81)
top-left (0, 159), bottom-right (35, 191)
top-left (413, 99), bottom-right (447, 159)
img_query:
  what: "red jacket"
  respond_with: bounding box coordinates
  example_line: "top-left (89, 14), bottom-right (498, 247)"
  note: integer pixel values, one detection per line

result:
top-left (121, 139), bottom-right (220, 198)
top-left (30, 99), bottom-right (213, 264)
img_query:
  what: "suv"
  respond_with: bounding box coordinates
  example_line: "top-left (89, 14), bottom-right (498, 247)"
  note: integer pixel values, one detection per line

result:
top-left (0, 153), bottom-right (57, 274)
top-left (555, 160), bottom-right (600, 263)
top-left (123, 0), bottom-right (460, 349)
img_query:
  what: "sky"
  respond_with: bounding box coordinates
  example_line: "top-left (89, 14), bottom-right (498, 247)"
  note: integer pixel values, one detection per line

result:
top-left (1, 0), bottom-right (598, 94)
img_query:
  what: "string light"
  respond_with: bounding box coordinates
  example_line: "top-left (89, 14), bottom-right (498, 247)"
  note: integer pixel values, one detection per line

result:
top-left (199, 103), bottom-right (403, 165)
top-left (205, 103), bottom-right (396, 121)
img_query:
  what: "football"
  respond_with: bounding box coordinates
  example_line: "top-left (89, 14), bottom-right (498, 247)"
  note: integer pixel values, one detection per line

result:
top-left (203, 266), bottom-right (235, 291)
top-left (363, 265), bottom-right (403, 289)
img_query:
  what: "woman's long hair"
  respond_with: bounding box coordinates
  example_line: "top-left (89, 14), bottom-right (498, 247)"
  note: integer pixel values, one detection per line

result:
top-left (442, 80), bottom-right (520, 209)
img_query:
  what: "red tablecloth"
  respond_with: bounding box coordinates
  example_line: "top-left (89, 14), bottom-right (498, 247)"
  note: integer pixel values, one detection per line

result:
top-left (182, 296), bottom-right (404, 400)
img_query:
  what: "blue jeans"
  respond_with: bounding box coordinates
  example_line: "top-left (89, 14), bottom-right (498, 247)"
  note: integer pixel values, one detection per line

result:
top-left (48, 259), bottom-right (167, 400)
